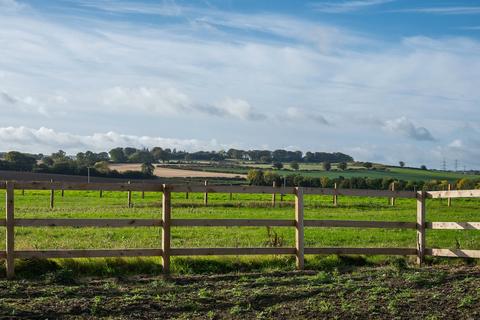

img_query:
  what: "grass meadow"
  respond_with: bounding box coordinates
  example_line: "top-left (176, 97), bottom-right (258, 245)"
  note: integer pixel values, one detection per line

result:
top-left (1, 188), bottom-right (480, 276)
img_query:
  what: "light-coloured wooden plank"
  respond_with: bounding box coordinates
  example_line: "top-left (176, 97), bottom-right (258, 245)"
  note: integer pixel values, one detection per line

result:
top-left (170, 247), bottom-right (296, 256)
top-left (13, 181), bottom-right (164, 192)
top-left (127, 181), bottom-right (132, 208)
top-left (171, 219), bottom-right (295, 227)
top-left (14, 219), bottom-right (162, 227)
top-left (169, 184), bottom-right (297, 195)
top-left (295, 187), bottom-right (304, 270)
top-left (426, 248), bottom-right (480, 258)
top-left (15, 249), bottom-right (163, 259)
top-left (304, 220), bottom-right (416, 229)
top-left (162, 185), bottom-right (171, 273)
top-left (204, 180), bottom-right (208, 206)
top-left (427, 189), bottom-right (480, 199)
top-left (304, 247), bottom-right (417, 255)
top-left (5, 182), bottom-right (15, 278)
top-left (272, 181), bottom-right (276, 207)
top-left (333, 183), bottom-right (338, 206)
top-left (50, 179), bottom-right (55, 209)
top-left (447, 184), bottom-right (452, 207)
top-left (303, 187), bottom-right (417, 199)
top-left (426, 222), bottom-right (480, 230)
top-left (417, 191), bottom-right (426, 265)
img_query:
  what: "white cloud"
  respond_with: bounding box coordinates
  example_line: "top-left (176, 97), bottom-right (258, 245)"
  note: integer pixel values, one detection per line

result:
top-left (383, 117), bottom-right (435, 141)
top-left (0, 2), bottom-right (479, 168)
top-left (285, 107), bottom-right (329, 125)
top-left (210, 98), bottom-right (266, 121)
top-left (310, 0), bottom-right (395, 13)
top-left (0, 0), bottom-right (25, 12)
top-left (0, 126), bottom-right (227, 154)
top-left (393, 6), bottom-right (480, 15)
top-left (102, 86), bottom-right (192, 115)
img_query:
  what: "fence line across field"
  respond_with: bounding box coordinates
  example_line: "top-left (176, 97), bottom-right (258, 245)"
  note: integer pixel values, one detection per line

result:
top-left (2, 181), bottom-right (480, 279)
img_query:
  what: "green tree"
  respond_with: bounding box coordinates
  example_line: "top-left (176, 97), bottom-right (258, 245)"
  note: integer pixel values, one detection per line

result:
top-left (247, 169), bottom-right (264, 185)
top-left (4, 151), bottom-right (37, 171)
top-left (320, 176), bottom-right (330, 188)
top-left (399, 161), bottom-right (405, 167)
top-left (109, 148), bottom-right (127, 163)
top-left (94, 161), bottom-right (110, 174)
top-left (322, 161), bottom-right (331, 171)
top-left (263, 170), bottom-right (280, 186)
top-left (420, 165), bottom-right (427, 170)
top-left (338, 162), bottom-right (347, 170)
top-left (272, 162), bottom-right (283, 170)
top-left (290, 161), bottom-right (299, 170)
top-left (128, 150), bottom-right (154, 163)
top-left (364, 162), bottom-right (373, 169)
top-left (141, 162), bottom-right (155, 176)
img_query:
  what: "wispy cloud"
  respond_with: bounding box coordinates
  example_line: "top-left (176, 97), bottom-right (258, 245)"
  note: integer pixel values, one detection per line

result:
top-left (383, 117), bottom-right (435, 141)
top-left (75, 0), bottom-right (184, 16)
top-left (310, 0), bottom-right (395, 13)
top-left (0, 126), bottom-right (228, 154)
top-left (392, 6), bottom-right (480, 15)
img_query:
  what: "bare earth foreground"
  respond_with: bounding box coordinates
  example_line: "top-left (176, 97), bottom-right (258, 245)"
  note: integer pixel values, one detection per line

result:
top-left (110, 164), bottom-right (246, 179)
top-left (1, 266), bottom-right (479, 319)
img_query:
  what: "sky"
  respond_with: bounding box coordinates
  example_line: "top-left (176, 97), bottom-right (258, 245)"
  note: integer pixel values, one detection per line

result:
top-left (0, 0), bottom-right (480, 169)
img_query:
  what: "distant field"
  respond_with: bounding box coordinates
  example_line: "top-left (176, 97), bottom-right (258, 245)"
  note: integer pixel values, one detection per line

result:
top-left (170, 162), bottom-right (480, 182)
top-left (110, 163), bottom-right (246, 179)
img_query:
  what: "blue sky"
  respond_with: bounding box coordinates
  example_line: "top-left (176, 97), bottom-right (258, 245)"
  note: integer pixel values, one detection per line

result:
top-left (1, 0), bottom-right (480, 169)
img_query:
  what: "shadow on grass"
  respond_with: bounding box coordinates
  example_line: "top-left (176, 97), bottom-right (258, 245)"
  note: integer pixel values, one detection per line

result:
top-left (2, 254), bottom-right (478, 279)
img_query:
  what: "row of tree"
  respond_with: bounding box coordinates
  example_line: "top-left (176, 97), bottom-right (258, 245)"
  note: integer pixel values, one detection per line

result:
top-left (0, 151), bottom-right (154, 179)
top-left (107, 147), bottom-right (354, 164)
top-left (246, 169), bottom-right (480, 191)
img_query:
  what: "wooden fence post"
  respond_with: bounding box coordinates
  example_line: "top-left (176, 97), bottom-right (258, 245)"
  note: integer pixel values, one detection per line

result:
top-left (21, 189), bottom-right (25, 196)
top-left (272, 181), bottom-right (276, 207)
top-left (416, 191), bottom-right (426, 266)
top-left (50, 179), bottom-right (54, 209)
top-left (295, 187), bottom-right (304, 270)
top-left (61, 189), bottom-right (64, 198)
top-left (333, 183), bottom-right (338, 206)
top-left (162, 185), bottom-right (171, 274)
top-left (100, 190), bottom-right (103, 198)
top-left (6, 181), bottom-right (15, 279)
top-left (447, 184), bottom-right (452, 207)
top-left (141, 191), bottom-right (145, 199)
top-left (390, 182), bottom-right (396, 206)
top-left (127, 181), bottom-right (132, 208)
top-left (204, 180), bottom-right (208, 206)
top-left (185, 182), bottom-right (189, 200)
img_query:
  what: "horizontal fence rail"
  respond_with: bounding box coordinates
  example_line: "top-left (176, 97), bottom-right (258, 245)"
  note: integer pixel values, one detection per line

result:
top-left (2, 181), bottom-right (480, 278)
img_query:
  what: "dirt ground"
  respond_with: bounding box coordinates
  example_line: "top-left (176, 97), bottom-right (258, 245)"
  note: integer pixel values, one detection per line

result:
top-left (1, 265), bottom-right (479, 319)
top-left (109, 164), bottom-right (246, 179)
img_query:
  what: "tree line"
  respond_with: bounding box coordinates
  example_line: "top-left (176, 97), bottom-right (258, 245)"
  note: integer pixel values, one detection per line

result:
top-left (246, 169), bottom-right (480, 191)
top-left (0, 150), bottom-right (154, 179)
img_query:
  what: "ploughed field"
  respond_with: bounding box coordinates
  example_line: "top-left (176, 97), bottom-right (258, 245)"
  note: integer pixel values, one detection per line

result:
top-left (1, 266), bottom-right (480, 319)
top-left (1, 189), bottom-right (480, 261)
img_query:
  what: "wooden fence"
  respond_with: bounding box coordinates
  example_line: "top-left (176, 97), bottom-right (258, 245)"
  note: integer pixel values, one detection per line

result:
top-left (1, 181), bottom-right (480, 278)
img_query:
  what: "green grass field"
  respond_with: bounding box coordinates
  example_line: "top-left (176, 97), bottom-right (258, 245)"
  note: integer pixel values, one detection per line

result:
top-left (1, 189), bottom-right (480, 276)
top-left (172, 161), bottom-right (480, 182)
